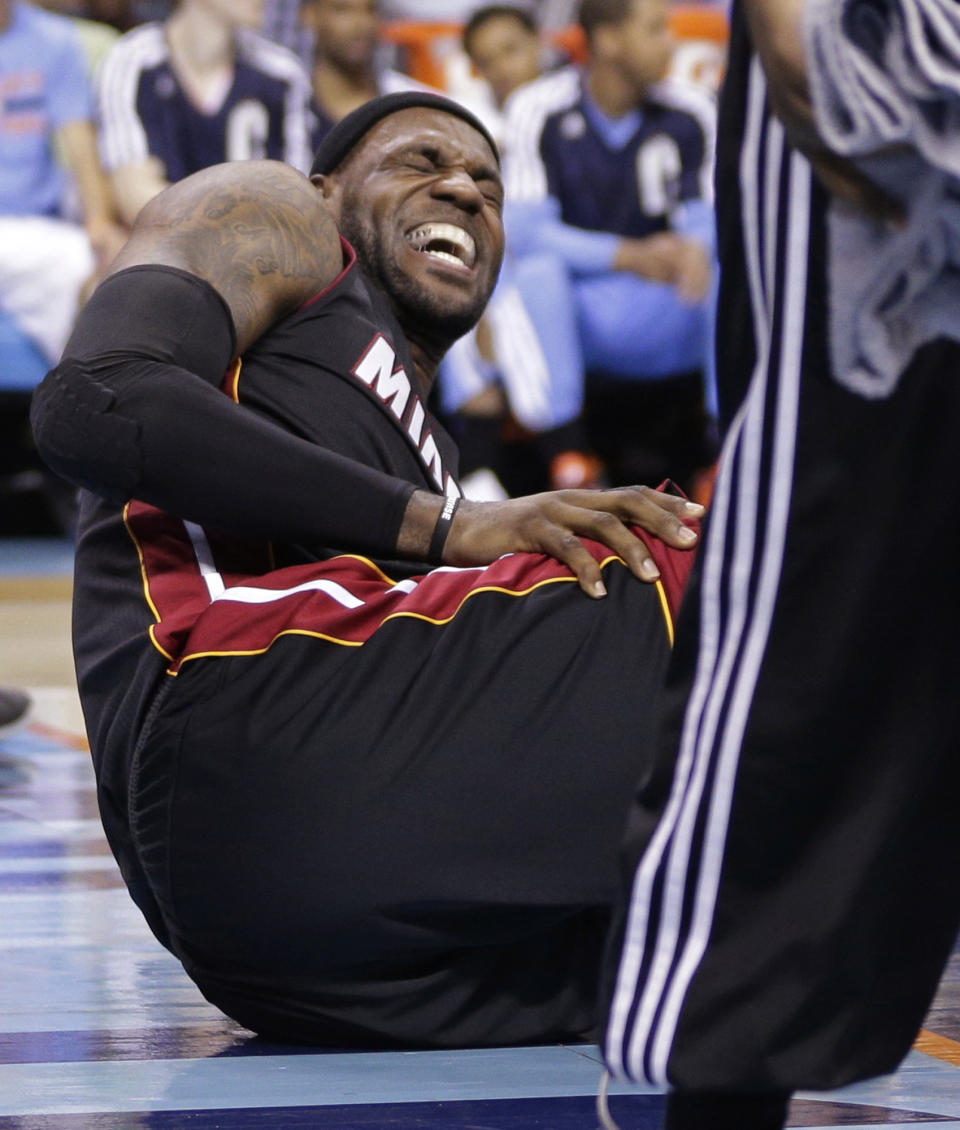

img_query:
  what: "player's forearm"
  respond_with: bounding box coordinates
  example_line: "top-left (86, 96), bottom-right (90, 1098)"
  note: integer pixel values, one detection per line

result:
top-left (30, 266), bottom-right (420, 558)
top-left (33, 355), bottom-right (418, 554)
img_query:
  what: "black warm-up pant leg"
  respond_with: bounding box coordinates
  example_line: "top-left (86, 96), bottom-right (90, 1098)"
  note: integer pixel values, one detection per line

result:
top-left (602, 341), bottom-right (960, 1094)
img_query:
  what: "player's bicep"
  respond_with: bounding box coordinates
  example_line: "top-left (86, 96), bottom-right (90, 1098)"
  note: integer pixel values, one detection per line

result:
top-left (106, 160), bottom-right (342, 352)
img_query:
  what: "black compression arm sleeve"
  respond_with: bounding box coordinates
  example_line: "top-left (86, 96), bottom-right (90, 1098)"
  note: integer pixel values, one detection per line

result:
top-left (30, 266), bottom-right (416, 553)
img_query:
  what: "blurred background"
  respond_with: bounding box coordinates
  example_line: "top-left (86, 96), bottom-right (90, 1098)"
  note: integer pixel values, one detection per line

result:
top-left (1, 0), bottom-right (730, 555)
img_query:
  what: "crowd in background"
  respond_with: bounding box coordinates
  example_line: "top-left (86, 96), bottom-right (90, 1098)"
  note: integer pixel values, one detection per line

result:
top-left (0, 0), bottom-right (729, 536)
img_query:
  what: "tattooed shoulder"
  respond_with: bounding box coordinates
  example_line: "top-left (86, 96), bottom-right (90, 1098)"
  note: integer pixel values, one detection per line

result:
top-left (112, 161), bottom-right (342, 350)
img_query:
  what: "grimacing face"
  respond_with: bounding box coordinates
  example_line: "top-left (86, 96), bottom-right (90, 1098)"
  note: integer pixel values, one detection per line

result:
top-left (316, 108), bottom-right (505, 345)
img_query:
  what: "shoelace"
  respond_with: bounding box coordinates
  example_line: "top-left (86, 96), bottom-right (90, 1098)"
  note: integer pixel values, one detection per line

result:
top-left (596, 1069), bottom-right (623, 1130)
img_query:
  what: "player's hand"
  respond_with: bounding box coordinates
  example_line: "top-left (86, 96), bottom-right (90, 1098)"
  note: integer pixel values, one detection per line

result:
top-left (444, 485), bottom-right (703, 599)
top-left (742, 0), bottom-right (905, 225)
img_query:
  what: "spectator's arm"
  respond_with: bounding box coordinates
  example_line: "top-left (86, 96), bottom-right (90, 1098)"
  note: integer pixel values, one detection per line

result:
top-left (42, 17), bottom-right (125, 266)
top-left (109, 156), bottom-right (170, 227)
top-left (56, 119), bottom-right (128, 269)
top-left (671, 198), bottom-right (715, 252)
top-left (504, 197), bottom-right (621, 274)
top-left (653, 79), bottom-right (718, 256)
top-left (500, 73), bottom-right (623, 275)
top-left (97, 33), bottom-right (171, 225)
top-left (668, 199), bottom-right (715, 302)
top-left (505, 197), bottom-right (708, 299)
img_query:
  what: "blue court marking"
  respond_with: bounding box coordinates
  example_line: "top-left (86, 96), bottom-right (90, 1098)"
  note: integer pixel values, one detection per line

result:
top-left (0, 841), bottom-right (111, 859)
top-left (0, 874), bottom-right (126, 893)
top-left (0, 856), bottom-right (119, 873)
top-left (796, 1052), bottom-right (960, 1121)
top-left (0, 1045), bottom-right (625, 1116)
top-left (0, 1094), bottom-right (662, 1130)
top-left (6, 1046), bottom-right (957, 1121)
top-left (0, 537), bottom-right (73, 576)
top-left (0, 1099), bottom-right (956, 1129)
top-left (0, 732), bottom-right (85, 757)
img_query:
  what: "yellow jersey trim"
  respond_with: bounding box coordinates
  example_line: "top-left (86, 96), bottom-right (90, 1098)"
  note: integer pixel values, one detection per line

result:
top-left (226, 358), bottom-right (242, 404)
top-left (123, 501), bottom-right (161, 622)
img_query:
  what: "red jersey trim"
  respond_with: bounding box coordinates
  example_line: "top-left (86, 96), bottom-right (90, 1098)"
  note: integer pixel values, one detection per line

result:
top-left (299, 237), bottom-right (357, 310)
top-left (124, 499), bottom-right (692, 677)
top-left (171, 567), bottom-right (674, 673)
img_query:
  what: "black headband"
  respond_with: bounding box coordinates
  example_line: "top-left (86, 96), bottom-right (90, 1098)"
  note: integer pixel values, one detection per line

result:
top-left (309, 91), bottom-right (500, 177)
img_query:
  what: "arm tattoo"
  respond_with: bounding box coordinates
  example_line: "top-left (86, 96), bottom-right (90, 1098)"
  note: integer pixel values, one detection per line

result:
top-left (109, 162), bottom-right (343, 352)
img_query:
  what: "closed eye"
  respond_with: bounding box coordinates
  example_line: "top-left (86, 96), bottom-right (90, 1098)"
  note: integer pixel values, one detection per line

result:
top-left (481, 185), bottom-right (504, 211)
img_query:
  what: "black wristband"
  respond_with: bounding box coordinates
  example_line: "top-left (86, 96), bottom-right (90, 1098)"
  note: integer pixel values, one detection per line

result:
top-left (428, 495), bottom-right (460, 562)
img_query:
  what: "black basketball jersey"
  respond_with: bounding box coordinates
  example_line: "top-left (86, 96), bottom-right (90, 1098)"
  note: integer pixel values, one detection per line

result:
top-left (237, 239), bottom-right (462, 567)
top-left (71, 247), bottom-right (461, 942)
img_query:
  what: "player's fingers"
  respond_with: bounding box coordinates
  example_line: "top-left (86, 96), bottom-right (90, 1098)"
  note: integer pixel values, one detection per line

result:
top-left (563, 485), bottom-right (703, 549)
top-left (538, 524), bottom-right (609, 598)
top-left (543, 504), bottom-right (661, 587)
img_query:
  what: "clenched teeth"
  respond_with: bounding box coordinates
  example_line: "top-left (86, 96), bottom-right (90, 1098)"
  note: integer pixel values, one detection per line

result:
top-left (406, 223), bottom-right (477, 269)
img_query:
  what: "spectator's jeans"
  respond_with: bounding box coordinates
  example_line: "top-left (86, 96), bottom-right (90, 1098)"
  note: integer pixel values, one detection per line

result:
top-left (0, 216), bottom-right (94, 363)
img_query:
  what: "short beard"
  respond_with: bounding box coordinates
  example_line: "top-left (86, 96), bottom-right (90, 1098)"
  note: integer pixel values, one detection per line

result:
top-left (340, 212), bottom-right (492, 345)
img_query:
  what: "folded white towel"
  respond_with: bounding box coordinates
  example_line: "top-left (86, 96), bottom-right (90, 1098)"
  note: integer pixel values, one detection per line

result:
top-left (804, 0), bottom-right (960, 396)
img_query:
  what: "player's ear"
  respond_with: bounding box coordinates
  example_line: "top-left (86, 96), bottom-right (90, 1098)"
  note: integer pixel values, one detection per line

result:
top-left (311, 172), bottom-right (344, 223)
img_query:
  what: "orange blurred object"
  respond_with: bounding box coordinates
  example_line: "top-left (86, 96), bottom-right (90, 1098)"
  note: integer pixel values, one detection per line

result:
top-left (382, 4), bottom-right (730, 89)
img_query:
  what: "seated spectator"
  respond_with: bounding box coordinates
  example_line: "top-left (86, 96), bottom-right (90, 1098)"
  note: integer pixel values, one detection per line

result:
top-left (441, 3), bottom-right (605, 494)
top-left (301, 0), bottom-right (432, 148)
top-left (462, 3), bottom-right (545, 127)
top-left (501, 0), bottom-right (719, 494)
top-left (97, 0), bottom-right (314, 226)
top-left (0, 0), bottom-right (125, 371)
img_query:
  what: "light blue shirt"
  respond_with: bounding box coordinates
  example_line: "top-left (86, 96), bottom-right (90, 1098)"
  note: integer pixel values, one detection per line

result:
top-left (0, 2), bottom-right (94, 216)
